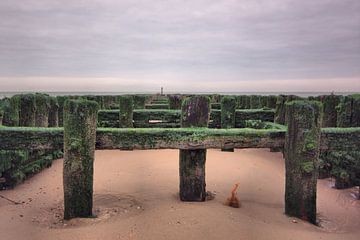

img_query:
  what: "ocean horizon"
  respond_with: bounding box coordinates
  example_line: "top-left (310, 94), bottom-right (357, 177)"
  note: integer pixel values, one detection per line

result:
top-left (0, 91), bottom-right (358, 99)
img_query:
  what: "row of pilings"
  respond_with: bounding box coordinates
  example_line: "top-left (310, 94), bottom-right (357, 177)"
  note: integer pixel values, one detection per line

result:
top-left (1, 93), bottom-right (359, 128)
top-left (62, 96), bottom-right (322, 224)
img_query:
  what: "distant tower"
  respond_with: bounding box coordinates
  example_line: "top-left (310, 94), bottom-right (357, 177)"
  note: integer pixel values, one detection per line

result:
top-left (161, 87), bottom-right (164, 95)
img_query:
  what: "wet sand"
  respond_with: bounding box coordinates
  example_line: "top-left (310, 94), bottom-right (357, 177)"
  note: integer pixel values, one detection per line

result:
top-left (0, 149), bottom-right (359, 240)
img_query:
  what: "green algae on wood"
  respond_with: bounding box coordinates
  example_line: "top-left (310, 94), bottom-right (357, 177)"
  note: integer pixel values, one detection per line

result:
top-left (1, 95), bottom-right (20, 126)
top-left (337, 94), bottom-right (360, 127)
top-left (168, 94), bottom-right (183, 110)
top-left (35, 93), bottom-right (50, 127)
top-left (119, 96), bottom-right (134, 128)
top-left (181, 96), bottom-right (210, 128)
top-left (318, 94), bottom-right (341, 127)
top-left (221, 96), bottom-right (236, 151)
top-left (221, 96), bottom-right (236, 129)
top-left (145, 103), bottom-right (170, 110)
top-left (179, 149), bottom-right (206, 201)
top-left (284, 100), bottom-right (322, 224)
top-left (48, 97), bottom-right (59, 127)
top-left (180, 96), bottom-right (210, 202)
top-left (19, 94), bottom-right (36, 127)
top-left (235, 109), bottom-right (275, 128)
top-left (63, 99), bottom-right (98, 220)
top-left (133, 95), bottom-right (147, 109)
top-left (56, 96), bottom-right (69, 127)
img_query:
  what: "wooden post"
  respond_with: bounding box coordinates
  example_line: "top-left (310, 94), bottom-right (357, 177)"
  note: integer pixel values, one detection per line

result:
top-left (168, 94), bottom-right (183, 110)
top-left (48, 97), bottom-right (59, 127)
top-left (221, 96), bottom-right (236, 152)
top-left (2, 95), bottom-right (20, 126)
top-left (284, 100), bottom-right (322, 224)
top-left (19, 94), bottom-right (36, 127)
top-left (63, 99), bottom-right (98, 220)
top-left (35, 93), bottom-right (50, 127)
top-left (179, 96), bottom-right (210, 201)
top-left (119, 96), bottom-right (133, 128)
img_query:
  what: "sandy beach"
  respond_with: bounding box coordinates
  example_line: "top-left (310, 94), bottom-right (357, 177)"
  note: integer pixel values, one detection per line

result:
top-left (0, 149), bottom-right (359, 240)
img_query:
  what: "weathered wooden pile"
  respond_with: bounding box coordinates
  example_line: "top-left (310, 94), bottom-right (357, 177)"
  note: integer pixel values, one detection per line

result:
top-left (0, 93), bottom-right (359, 225)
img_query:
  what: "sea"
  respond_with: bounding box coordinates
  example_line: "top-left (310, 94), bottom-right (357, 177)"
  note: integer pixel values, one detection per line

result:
top-left (0, 91), bottom-right (358, 99)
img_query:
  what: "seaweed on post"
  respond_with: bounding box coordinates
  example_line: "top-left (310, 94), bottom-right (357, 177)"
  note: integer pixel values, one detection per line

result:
top-left (284, 100), bottom-right (322, 224)
top-left (119, 95), bottom-right (134, 128)
top-left (179, 96), bottom-right (210, 201)
top-left (221, 96), bottom-right (236, 151)
top-left (35, 93), bottom-right (50, 127)
top-left (19, 94), bottom-right (36, 127)
top-left (63, 99), bottom-right (98, 220)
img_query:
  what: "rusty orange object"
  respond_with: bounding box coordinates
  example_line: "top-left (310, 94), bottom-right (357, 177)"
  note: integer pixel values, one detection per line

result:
top-left (225, 183), bottom-right (241, 208)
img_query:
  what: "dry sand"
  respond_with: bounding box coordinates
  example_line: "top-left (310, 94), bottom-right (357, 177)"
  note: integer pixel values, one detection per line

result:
top-left (0, 149), bottom-right (359, 240)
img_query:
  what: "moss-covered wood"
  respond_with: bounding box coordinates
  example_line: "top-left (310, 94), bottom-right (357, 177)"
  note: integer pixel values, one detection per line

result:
top-left (0, 149), bottom-right (61, 189)
top-left (119, 96), bottom-right (133, 128)
top-left (221, 96), bottom-right (236, 129)
top-left (211, 103), bottom-right (221, 110)
top-left (209, 110), bottom-right (221, 128)
top-left (320, 127), bottom-right (360, 189)
top-left (1, 95), bottom-right (20, 126)
top-left (133, 95), bottom-right (147, 109)
top-left (221, 96), bottom-right (236, 151)
top-left (56, 96), bottom-right (69, 127)
top-left (318, 94), bottom-right (341, 127)
top-left (235, 109), bottom-right (275, 128)
top-left (275, 95), bottom-right (286, 124)
top-left (63, 99), bottom-right (98, 220)
top-left (35, 93), bottom-right (50, 127)
top-left (275, 95), bottom-right (301, 125)
top-left (103, 95), bottom-right (119, 109)
top-left (0, 109), bottom-right (3, 125)
top-left (179, 149), bottom-right (206, 201)
top-left (284, 100), bottom-right (322, 224)
top-left (266, 95), bottom-right (277, 109)
top-left (85, 95), bottom-right (104, 109)
top-left (181, 96), bottom-right (210, 128)
top-left (260, 96), bottom-right (268, 108)
top-left (250, 95), bottom-right (261, 109)
top-left (337, 94), bottom-right (360, 127)
top-left (145, 103), bottom-right (170, 109)
top-left (133, 109), bottom-right (181, 128)
top-left (19, 94), bottom-right (36, 127)
top-left (48, 97), bottom-right (59, 127)
top-left (168, 94), bottom-right (183, 110)
top-left (180, 96), bottom-right (210, 201)
top-left (0, 126), bottom-right (286, 150)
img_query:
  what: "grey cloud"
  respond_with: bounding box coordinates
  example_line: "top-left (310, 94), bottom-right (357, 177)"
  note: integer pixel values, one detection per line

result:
top-left (0, 0), bottom-right (359, 89)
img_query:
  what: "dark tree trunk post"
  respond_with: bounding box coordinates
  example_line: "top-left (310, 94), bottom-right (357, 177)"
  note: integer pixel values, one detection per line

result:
top-left (63, 99), bottom-right (98, 220)
top-left (2, 95), bottom-right (20, 126)
top-left (250, 95), bottom-right (261, 109)
top-left (56, 96), bottom-right (68, 127)
top-left (284, 100), bottom-right (322, 224)
top-left (221, 96), bottom-right (236, 152)
top-left (19, 94), bottom-right (36, 127)
top-left (168, 94), bottom-right (183, 110)
top-left (266, 95), bottom-right (277, 109)
top-left (180, 96), bottom-right (210, 201)
top-left (48, 97), bottom-right (59, 127)
top-left (275, 95), bottom-right (286, 124)
top-left (119, 95), bottom-right (133, 128)
top-left (0, 109), bottom-right (3, 125)
top-left (319, 94), bottom-right (341, 127)
top-left (35, 93), bottom-right (50, 127)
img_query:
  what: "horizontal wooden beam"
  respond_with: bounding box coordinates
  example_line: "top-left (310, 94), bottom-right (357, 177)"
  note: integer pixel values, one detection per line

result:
top-left (0, 126), bottom-right (285, 150)
top-left (1, 126), bottom-right (359, 152)
top-left (97, 128), bottom-right (285, 150)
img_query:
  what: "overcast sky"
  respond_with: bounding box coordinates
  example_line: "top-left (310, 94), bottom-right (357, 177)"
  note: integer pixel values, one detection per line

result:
top-left (0, 0), bottom-right (359, 92)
